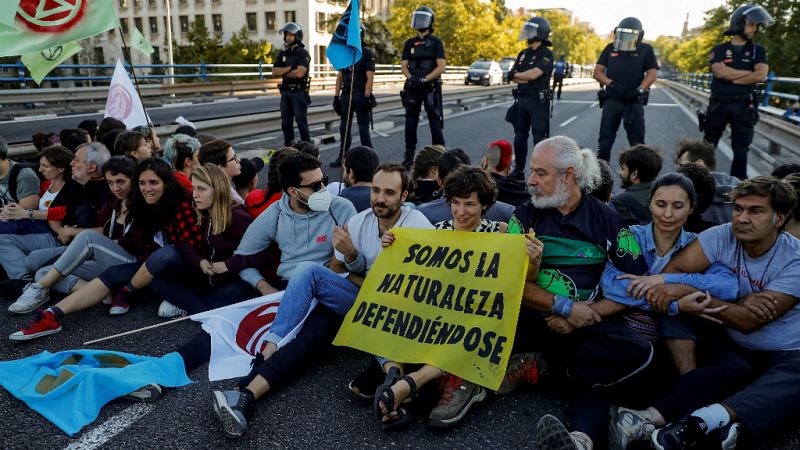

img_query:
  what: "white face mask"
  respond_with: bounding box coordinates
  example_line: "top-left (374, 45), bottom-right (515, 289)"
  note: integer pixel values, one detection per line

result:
top-left (300, 188), bottom-right (332, 212)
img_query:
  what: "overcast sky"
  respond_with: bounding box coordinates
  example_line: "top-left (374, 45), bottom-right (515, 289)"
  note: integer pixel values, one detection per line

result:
top-left (506, 0), bottom-right (726, 38)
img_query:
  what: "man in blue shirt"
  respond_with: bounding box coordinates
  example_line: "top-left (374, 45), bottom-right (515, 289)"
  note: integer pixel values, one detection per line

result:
top-left (552, 55), bottom-right (567, 100)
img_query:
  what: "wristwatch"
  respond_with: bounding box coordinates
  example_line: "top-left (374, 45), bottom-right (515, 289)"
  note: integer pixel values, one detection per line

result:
top-left (27, 209), bottom-right (33, 219)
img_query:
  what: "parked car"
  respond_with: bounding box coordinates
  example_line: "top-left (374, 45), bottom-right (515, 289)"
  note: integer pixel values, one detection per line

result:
top-left (499, 57), bottom-right (516, 83)
top-left (464, 60), bottom-right (503, 86)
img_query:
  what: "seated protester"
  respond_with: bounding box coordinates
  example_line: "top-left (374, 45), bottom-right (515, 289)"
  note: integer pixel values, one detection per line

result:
top-left (408, 144), bottom-right (445, 205)
top-left (0, 142), bottom-right (110, 283)
top-left (675, 138), bottom-right (739, 226)
top-left (245, 147), bottom-right (298, 218)
top-left (336, 145), bottom-right (380, 212)
top-left (161, 133), bottom-right (201, 192)
top-left (0, 145), bottom-right (73, 236)
top-left (96, 117), bottom-right (126, 147)
top-left (0, 135), bottom-right (41, 212)
top-left (589, 159), bottom-right (614, 203)
top-left (782, 173), bottom-right (800, 239)
top-left (292, 140), bottom-right (320, 160)
top-left (677, 163), bottom-right (716, 233)
top-left (611, 145), bottom-right (663, 225)
top-left (480, 140), bottom-right (530, 207)
top-left (77, 119), bottom-right (98, 141)
top-left (375, 166), bottom-right (505, 430)
top-left (232, 157), bottom-right (264, 203)
top-left (417, 149), bottom-right (515, 224)
top-left (129, 164), bottom-right (256, 318)
top-left (210, 163), bottom-right (432, 438)
top-left (10, 159), bottom-right (203, 340)
top-left (20, 156), bottom-right (135, 301)
top-left (133, 125), bottom-right (161, 154)
top-left (614, 177), bottom-right (800, 450)
top-left (58, 128), bottom-right (91, 152)
top-left (174, 124), bottom-right (197, 137)
top-left (114, 131), bottom-right (153, 162)
top-left (503, 136), bottom-right (653, 450)
top-left (198, 139), bottom-right (243, 206)
top-left (771, 163), bottom-right (800, 179)
top-left (32, 132), bottom-right (59, 152)
top-left (99, 128), bottom-right (123, 156)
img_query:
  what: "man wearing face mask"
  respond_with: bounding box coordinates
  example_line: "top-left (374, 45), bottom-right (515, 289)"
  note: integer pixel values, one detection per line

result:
top-left (399, 6), bottom-right (446, 169)
top-left (274, 22), bottom-right (312, 147)
top-left (703, 4), bottom-right (773, 180)
top-left (594, 17), bottom-right (659, 163)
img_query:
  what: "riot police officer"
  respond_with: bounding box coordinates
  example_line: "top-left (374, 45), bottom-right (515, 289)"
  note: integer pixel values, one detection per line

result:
top-left (400, 6), bottom-right (446, 169)
top-left (703, 4), bottom-right (773, 179)
top-left (508, 16), bottom-right (554, 180)
top-left (594, 17), bottom-right (658, 163)
top-left (331, 25), bottom-right (376, 168)
top-left (274, 22), bottom-right (312, 147)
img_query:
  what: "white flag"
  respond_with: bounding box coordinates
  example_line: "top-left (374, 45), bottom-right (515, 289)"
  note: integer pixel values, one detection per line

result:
top-left (190, 291), bottom-right (317, 381)
top-left (104, 58), bottom-right (149, 129)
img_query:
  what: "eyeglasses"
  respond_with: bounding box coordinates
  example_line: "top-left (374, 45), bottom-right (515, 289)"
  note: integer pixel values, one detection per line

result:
top-left (226, 154), bottom-right (240, 164)
top-left (298, 175), bottom-right (329, 193)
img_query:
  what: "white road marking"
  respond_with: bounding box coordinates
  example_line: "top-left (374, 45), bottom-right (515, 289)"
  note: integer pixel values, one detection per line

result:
top-left (557, 99), bottom-right (677, 107)
top-left (560, 115), bottom-right (578, 127)
top-left (63, 404), bottom-right (155, 450)
top-left (236, 136), bottom-right (277, 145)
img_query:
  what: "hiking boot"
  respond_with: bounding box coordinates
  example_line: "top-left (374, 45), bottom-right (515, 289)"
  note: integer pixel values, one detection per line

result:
top-left (537, 414), bottom-right (593, 450)
top-left (609, 406), bottom-right (655, 450)
top-left (9, 309), bottom-right (61, 341)
top-left (109, 292), bottom-right (130, 315)
top-left (348, 359), bottom-right (386, 399)
top-left (496, 352), bottom-right (544, 395)
top-left (329, 156), bottom-right (343, 168)
top-left (427, 374), bottom-right (486, 428)
top-left (122, 384), bottom-right (162, 402)
top-left (717, 421), bottom-right (740, 450)
top-left (652, 415), bottom-right (706, 450)
top-left (0, 279), bottom-right (31, 301)
top-left (8, 282), bottom-right (49, 314)
top-left (212, 389), bottom-right (255, 439)
top-left (158, 300), bottom-right (187, 318)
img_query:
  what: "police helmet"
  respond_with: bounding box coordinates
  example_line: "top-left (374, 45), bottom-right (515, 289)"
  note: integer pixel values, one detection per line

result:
top-left (613, 17), bottom-right (644, 52)
top-left (410, 6), bottom-right (434, 31)
top-left (518, 17), bottom-right (551, 46)
top-left (278, 22), bottom-right (304, 46)
top-left (725, 4), bottom-right (775, 38)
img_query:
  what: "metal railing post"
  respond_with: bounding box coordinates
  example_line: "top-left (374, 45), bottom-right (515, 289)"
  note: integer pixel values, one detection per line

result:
top-left (201, 61), bottom-right (207, 82)
top-left (763, 71), bottom-right (775, 107)
top-left (16, 60), bottom-right (25, 89)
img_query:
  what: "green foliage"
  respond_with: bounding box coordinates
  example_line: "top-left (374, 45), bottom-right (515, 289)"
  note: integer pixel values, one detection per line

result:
top-left (363, 16), bottom-right (395, 64)
top-left (535, 9), bottom-right (606, 65)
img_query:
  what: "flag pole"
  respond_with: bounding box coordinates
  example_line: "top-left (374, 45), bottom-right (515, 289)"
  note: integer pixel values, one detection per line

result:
top-left (118, 27), bottom-right (154, 129)
top-left (83, 316), bottom-right (192, 345)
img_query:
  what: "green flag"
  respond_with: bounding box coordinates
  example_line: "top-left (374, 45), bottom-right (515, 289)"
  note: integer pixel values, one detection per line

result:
top-left (130, 26), bottom-right (154, 56)
top-left (0, 0), bottom-right (119, 57)
top-left (0, 1), bottom-right (20, 27)
top-left (21, 41), bottom-right (82, 84)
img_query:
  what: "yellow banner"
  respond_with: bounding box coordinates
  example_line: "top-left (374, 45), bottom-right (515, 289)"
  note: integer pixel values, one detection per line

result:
top-left (333, 228), bottom-right (528, 391)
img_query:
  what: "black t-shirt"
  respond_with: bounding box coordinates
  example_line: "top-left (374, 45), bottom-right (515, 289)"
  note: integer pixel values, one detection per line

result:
top-left (491, 172), bottom-right (531, 207)
top-left (510, 45), bottom-right (554, 91)
top-left (709, 41), bottom-right (767, 96)
top-left (401, 34), bottom-right (445, 78)
top-left (274, 44), bottom-right (311, 85)
top-left (596, 43), bottom-right (659, 93)
top-left (341, 47), bottom-right (376, 94)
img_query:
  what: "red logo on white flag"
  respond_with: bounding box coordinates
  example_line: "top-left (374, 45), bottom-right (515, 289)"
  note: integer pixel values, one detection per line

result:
top-left (17, 0), bottom-right (86, 33)
top-left (235, 301), bottom-right (280, 356)
top-left (106, 83), bottom-right (133, 119)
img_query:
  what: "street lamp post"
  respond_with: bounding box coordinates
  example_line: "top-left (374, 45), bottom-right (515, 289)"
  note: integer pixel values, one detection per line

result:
top-left (165, 0), bottom-right (175, 84)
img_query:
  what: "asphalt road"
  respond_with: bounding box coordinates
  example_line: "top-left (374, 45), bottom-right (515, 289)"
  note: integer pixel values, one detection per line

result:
top-left (1, 83), bottom-right (795, 450)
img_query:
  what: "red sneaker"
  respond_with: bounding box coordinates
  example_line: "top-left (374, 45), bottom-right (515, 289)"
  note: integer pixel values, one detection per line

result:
top-left (109, 292), bottom-right (130, 315)
top-left (9, 309), bottom-right (62, 341)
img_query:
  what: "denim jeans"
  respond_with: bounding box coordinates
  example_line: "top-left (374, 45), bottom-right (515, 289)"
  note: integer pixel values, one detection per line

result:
top-left (264, 261), bottom-right (359, 345)
top-left (0, 232), bottom-right (59, 279)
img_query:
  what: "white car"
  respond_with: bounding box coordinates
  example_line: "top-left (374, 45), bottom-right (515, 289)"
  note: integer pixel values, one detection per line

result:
top-left (465, 60), bottom-right (503, 86)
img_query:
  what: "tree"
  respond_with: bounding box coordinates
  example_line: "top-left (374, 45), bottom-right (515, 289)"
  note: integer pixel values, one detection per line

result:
top-left (363, 16), bottom-right (395, 64)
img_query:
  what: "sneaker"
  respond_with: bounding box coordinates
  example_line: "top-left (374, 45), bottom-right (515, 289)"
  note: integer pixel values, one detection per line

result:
top-left (109, 292), bottom-right (130, 315)
top-left (101, 294), bottom-right (113, 305)
top-left (158, 300), bottom-right (187, 318)
top-left (212, 389), bottom-right (255, 439)
top-left (8, 282), bottom-right (49, 314)
top-left (0, 279), bottom-right (31, 301)
top-left (537, 414), bottom-right (593, 450)
top-left (427, 374), bottom-right (486, 428)
top-left (9, 309), bottom-right (61, 341)
top-left (122, 384), bottom-right (162, 402)
top-left (609, 406), bottom-right (655, 450)
top-left (496, 352), bottom-right (544, 395)
top-left (652, 415), bottom-right (706, 450)
top-left (717, 421), bottom-right (740, 450)
top-left (347, 359), bottom-right (386, 399)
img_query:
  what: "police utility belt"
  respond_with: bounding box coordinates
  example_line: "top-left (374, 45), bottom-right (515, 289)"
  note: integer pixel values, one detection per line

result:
top-left (512, 87), bottom-right (551, 100)
top-left (710, 90), bottom-right (758, 104)
top-left (278, 82), bottom-right (308, 92)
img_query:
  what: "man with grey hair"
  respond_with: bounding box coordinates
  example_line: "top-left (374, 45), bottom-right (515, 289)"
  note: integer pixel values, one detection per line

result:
top-left (0, 141), bottom-right (111, 289)
top-left (502, 136), bottom-right (653, 450)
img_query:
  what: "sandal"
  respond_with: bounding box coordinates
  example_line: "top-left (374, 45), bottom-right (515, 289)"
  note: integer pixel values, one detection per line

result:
top-left (374, 369), bottom-right (417, 431)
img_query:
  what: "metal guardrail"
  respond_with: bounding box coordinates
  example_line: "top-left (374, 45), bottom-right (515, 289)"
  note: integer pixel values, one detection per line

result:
top-left (672, 72), bottom-right (800, 106)
top-left (660, 78), bottom-right (800, 159)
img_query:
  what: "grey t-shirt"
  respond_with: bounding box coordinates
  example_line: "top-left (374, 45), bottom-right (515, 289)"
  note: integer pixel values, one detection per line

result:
top-left (698, 223), bottom-right (800, 351)
top-left (0, 161), bottom-right (40, 204)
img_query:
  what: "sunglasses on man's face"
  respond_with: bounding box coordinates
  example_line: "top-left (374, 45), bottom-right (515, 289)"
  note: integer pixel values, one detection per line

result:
top-left (297, 175), bottom-right (329, 193)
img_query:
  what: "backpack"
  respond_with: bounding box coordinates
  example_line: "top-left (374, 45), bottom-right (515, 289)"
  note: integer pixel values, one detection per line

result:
top-left (8, 161), bottom-right (46, 203)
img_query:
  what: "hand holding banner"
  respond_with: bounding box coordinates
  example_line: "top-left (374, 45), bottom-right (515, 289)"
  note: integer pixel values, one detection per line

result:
top-left (333, 228), bottom-right (528, 391)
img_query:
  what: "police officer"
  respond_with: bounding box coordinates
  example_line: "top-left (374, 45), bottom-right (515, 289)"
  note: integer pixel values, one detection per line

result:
top-left (593, 17), bottom-right (658, 163)
top-left (507, 17), bottom-right (554, 180)
top-left (331, 25), bottom-right (376, 168)
top-left (274, 22), bottom-right (312, 147)
top-left (704, 4), bottom-right (773, 179)
top-left (552, 55), bottom-right (566, 100)
top-left (400, 6), bottom-right (446, 169)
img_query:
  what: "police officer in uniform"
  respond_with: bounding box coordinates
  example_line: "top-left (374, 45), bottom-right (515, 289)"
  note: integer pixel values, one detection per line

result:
top-left (331, 25), bottom-right (377, 168)
top-left (507, 17), bottom-right (554, 180)
top-left (703, 4), bottom-right (773, 179)
top-left (593, 17), bottom-right (658, 163)
top-left (552, 55), bottom-right (566, 100)
top-left (274, 22), bottom-right (312, 147)
top-left (400, 6), bottom-right (446, 169)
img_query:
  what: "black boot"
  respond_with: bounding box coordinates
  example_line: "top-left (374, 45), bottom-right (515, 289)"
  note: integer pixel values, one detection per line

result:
top-left (329, 155), bottom-right (343, 168)
top-left (402, 149), bottom-right (415, 169)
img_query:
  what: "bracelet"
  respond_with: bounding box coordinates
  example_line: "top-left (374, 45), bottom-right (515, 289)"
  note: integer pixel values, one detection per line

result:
top-left (27, 209), bottom-right (33, 219)
top-left (551, 295), bottom-right (573, 318)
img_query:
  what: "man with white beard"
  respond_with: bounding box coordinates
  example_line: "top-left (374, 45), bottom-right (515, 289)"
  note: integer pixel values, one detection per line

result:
top-left (502, 136), bottom-right (654, 450)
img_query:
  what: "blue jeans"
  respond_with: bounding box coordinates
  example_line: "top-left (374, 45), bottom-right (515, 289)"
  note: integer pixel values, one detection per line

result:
top-left (264, 261), bottom-right (359, 345)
